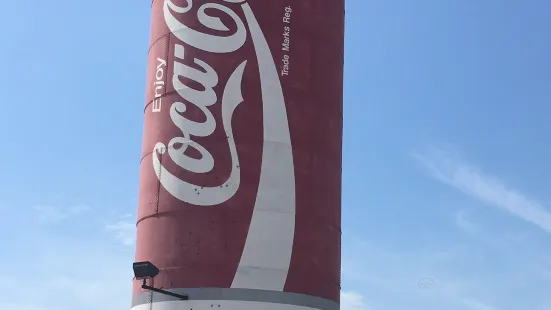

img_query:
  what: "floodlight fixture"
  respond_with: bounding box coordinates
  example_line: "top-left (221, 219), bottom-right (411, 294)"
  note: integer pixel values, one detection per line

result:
top-left (133, 261), bottom-right (188, 300)
top-left (133, 261), bottom-right (160, 280)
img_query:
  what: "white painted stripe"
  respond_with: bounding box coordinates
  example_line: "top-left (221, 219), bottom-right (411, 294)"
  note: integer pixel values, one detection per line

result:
top-left (231, 3), bottom-right (296, 291)
top-left (132, 300), bottom-right (324, 310)
top-left (132, 288), bottom-right (339, 310)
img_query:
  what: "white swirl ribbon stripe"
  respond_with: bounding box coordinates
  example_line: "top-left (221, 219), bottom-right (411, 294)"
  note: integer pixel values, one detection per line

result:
top-left (157, 0), bottom-right (297, 292)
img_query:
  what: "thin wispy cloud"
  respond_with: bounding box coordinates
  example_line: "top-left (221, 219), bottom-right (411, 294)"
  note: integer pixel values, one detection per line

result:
top-left (454, 210), bottom-right (479, 235)
top-left (1, 205), bottom-right (134, 310)
top-left (341, 291), bottom-right (368, 310)
top-left (33, 205), bottom-right (90, 223)
top-left (452, 208), bottom-right (533, 253)
top-left (414, 150), bottom-right (551, 234)
top-left (106, 219), bottom-right (136, 246)
top-left (460, 298), bottom-right (498, 310)
top-left (341, 236), bottom-right (500, 310)
top-left (2, 303), bottom-right (47, 310)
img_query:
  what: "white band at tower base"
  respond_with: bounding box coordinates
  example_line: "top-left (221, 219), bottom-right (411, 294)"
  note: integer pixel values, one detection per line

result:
top-left (132, 300), bottom-right (332, 310)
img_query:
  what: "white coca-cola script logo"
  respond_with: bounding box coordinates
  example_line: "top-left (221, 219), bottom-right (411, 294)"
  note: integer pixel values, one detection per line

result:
top-left (153, 0), bottom-right (296, 292)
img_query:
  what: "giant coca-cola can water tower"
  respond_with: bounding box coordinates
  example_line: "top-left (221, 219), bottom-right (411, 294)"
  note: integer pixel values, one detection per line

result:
top-left (132, 0), bottom-right (344, 309)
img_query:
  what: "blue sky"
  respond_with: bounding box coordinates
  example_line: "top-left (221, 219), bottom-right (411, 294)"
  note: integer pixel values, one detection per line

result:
top-left (1, 0), bottom-right (551, 310)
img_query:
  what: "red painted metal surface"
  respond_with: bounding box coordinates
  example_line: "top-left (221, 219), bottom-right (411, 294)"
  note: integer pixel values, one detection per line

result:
top-left (133, 0), bottom-right (343, 303)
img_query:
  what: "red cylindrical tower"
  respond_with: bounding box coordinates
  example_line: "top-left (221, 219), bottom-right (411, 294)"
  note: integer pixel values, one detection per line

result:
top-left (132, 1), bottom-right (344, 309)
